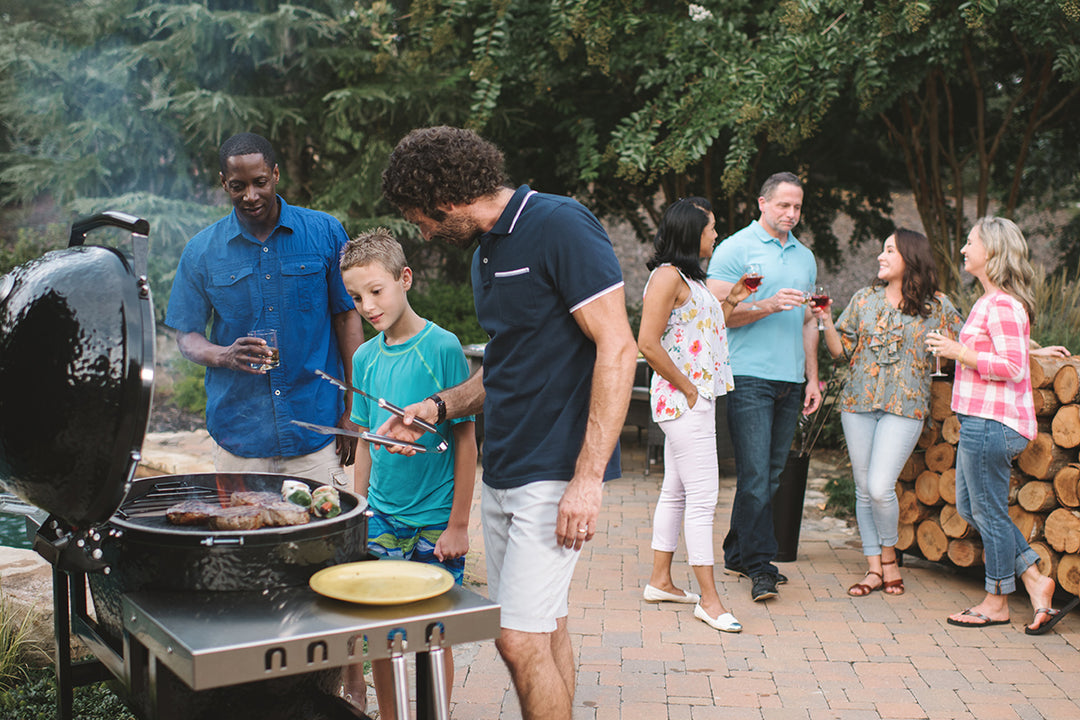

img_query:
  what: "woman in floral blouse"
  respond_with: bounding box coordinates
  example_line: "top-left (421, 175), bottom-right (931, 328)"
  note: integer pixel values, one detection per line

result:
top-left (637, 198), bottom-right (752, 633)
top-left (818, 228), bottom-right (960, 597)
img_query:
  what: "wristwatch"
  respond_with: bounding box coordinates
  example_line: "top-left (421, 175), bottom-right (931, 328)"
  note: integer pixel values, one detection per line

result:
top-left (427, 393), bottom-right (446, 425)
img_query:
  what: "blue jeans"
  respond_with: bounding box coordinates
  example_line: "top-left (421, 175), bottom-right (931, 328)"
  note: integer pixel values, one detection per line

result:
top-left (954, 414), bottom-right (1039, 595)
top-left (723, 376), bottom-right (804, 578)
top-left (840, 410), bottom-right (924, 556)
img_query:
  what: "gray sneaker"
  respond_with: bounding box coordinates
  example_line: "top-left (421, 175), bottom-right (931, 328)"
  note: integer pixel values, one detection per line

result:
top-left (725, 566), bottom-right (788, 584)
top-left (751, 574), bottom-right (778, 602)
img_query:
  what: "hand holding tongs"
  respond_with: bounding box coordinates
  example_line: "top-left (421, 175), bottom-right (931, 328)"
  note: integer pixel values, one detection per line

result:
top-left (315, 370), bottom-right (449, 453)
top-left (290, 420), bottom-right (428, 453)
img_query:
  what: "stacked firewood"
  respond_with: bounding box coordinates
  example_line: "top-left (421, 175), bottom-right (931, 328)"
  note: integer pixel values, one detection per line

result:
top-left (895, 355), bottom-right (1080, 597)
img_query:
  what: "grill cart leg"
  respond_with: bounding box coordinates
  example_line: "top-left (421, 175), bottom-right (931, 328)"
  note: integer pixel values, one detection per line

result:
top-left (415, 623), bottom-right (449, 720)
top-left (52, 569), bottom-right (111, 720)
top-left (389, 630), bottom-right (411, 720)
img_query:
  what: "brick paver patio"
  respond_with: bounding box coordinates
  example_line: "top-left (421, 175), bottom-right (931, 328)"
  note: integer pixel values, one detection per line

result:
top-left (445, 430), bottom-right (1080, 720)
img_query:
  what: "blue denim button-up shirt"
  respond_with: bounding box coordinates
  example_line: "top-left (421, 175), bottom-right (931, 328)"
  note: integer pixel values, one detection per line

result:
top-left (165, 197), bottom-right (356, 457)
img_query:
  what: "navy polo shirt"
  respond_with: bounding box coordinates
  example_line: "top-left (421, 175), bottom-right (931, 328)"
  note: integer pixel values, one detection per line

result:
top-left (165, 197), bottom-right (355, 458)
top-left (472, 186), bottom-right (624, 488)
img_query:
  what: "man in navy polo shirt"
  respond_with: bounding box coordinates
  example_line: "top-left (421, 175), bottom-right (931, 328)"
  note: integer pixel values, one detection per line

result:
top-left (379, 126), bottom-right (637, 720)
top-left (165, 132), bottom-right (365, 484)
top-left (706, 172), bottom-right (822, 602)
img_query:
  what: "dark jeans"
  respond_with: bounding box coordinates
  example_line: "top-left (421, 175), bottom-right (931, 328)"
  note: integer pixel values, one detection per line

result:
top-left (723, 375), bottom-right (804, 578)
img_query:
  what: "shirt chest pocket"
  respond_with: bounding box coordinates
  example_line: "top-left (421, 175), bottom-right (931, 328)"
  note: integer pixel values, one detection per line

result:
top-left (281, 257), bottom-right (325, 312)
top-left (209, 266), bottom-right (255, 324)
top-left (489, 267), bottom-right (543, 329)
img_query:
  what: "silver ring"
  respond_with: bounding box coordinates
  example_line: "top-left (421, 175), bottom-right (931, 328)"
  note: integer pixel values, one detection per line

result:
top-left (578, 527), bottom-right (588, 533)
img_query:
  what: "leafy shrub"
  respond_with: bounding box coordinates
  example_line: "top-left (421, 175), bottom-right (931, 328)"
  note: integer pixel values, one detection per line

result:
top-left (0, 225), bottom-right (67, 276)
top-left (0, 666), bottom-right (134, 720)
top-left (0, 592), bottom-right (35, 691)
top-left (407, 281), bottom-right (487, 345)
top-left (823, 472), bottom-right (856, 519)
top-left (170, 356), bottom-right (207, 416)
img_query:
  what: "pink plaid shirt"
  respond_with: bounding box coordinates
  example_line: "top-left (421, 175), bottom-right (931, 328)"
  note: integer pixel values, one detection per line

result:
top-left (950, 292), bottom-right (1036, 439)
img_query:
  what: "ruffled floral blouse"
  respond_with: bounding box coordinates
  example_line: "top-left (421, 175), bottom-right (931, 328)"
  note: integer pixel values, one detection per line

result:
top-left (645, 266), bottom-right (735, 422)
top-left (835, 286), bottom-right (961, 420)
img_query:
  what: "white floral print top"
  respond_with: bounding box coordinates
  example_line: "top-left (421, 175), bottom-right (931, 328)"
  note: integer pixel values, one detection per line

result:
top-left (646, 265), bottom-right (735, 422)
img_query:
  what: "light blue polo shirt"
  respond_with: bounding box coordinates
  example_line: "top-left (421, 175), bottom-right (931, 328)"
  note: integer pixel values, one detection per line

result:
top-left (706, 220), bottom-right (817, 383)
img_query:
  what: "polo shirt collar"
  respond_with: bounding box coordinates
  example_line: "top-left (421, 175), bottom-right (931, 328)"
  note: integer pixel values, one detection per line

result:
top-left (225, 194), bottom-right (292, 243)
top-left (750, 219), bottom-right (799, 249)
top-left (486, 185), bottom-right (535, 238)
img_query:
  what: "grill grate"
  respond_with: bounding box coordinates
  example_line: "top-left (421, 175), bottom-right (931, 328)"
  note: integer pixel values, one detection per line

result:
top-left (116, 480), bottom-right (220, 520)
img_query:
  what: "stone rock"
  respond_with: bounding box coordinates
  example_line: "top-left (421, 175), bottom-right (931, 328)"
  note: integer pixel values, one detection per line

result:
top-left (0, 546), bottom-right (92, 666)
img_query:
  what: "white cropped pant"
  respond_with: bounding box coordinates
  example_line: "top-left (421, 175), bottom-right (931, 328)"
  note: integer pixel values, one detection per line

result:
top-left (650, 397), bottom-right (719, 566)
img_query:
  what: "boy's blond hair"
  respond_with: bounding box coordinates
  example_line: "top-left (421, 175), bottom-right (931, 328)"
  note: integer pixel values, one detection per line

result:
top-left (340, 227), bottom-right (407, 279)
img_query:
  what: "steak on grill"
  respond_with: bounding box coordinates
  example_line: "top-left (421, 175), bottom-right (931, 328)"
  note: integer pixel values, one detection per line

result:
top-left (207, 505), bottom-right (265, 531)
top-left (165, 500), bottom-right (219, 526)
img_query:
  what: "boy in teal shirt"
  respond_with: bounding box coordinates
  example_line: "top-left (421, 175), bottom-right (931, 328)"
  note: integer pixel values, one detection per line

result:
top-left (339, 228), bottom-right (477, 719)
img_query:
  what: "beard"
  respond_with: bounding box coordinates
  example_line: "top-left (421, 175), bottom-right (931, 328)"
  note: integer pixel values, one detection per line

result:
top-left (433, 213), bottom-right (483, 249)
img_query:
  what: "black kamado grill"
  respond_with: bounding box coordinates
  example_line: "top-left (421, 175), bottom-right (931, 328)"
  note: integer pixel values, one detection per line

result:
top-left (0, 213), bottom-right (498, 720)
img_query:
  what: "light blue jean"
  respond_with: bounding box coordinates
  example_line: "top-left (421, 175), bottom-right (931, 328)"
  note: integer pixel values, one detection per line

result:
top-left (954, 414), bottom-right (1039, 595)
top-left (840, 410), bottom-right (924, 556)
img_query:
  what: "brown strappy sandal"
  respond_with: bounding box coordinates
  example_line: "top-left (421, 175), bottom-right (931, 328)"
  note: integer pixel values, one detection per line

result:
top-left (881, 559), bottom-right (905, 595)
top-left (848, 570), bottom-right (883, 597)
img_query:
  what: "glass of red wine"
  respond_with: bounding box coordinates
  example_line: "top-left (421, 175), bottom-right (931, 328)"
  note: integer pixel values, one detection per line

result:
top-left (744, 263), bottom-right (763, 292)
top-left (744, 263), bottom-right (763, 309)
top-left (808, 285), bottom-right (829, 330)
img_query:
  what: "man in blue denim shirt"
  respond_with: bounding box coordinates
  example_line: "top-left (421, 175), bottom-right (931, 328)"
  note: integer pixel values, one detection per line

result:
top-left (706, 172), bottom-right (821, 602)
top-left (165, 133), bottom-right (364, 484)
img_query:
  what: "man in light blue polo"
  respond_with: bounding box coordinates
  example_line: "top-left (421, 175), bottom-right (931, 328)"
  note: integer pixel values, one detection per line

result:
top-left (706, 172), bottom-right (821, 602)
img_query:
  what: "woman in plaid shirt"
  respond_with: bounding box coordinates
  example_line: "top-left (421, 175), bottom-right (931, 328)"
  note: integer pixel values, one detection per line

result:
top-left (927, 217), bottom-right (1074, 635)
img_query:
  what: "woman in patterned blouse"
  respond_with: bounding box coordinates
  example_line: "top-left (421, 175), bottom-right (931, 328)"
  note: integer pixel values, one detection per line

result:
top-left (926, 217), bottom-right (1073, 634)
top-left (818, 229), bottom-right (961, 598)
top-left (637, 198), bottom-right (752, 633)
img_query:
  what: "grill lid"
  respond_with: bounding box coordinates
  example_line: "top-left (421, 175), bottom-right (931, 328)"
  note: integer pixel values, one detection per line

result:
top-left (0, 212), bottom-right (154, 529)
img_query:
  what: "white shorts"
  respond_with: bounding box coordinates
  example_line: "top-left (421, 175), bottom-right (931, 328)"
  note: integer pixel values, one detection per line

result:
top-left (481, 480), bottom-right (582, 633)
top-left (213, 441), bottom-right (347, 487)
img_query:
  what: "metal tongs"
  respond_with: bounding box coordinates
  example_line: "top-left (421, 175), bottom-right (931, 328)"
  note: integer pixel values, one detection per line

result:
top-left (314, 369), bottom-right (450, 453)
top-left (290, 420), bottom-right (429, 454)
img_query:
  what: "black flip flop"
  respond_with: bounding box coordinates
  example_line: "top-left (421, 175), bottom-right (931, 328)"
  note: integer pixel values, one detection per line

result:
top-left (947, 608), bottom-right (1010, 628)
top-left (1025, 595), bottom-right (1080, 636)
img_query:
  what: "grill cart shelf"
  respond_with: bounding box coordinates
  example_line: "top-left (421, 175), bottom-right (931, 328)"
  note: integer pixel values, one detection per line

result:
top-left (55, 567), bottom-right (499, 720)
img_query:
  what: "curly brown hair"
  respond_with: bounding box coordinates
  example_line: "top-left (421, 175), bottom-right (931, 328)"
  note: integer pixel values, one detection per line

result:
top-left (382, 126), bottom-right (508, 218)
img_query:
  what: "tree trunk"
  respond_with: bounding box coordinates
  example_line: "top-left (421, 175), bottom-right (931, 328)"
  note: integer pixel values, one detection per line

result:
top-left (1053, 361), bottom-right (1080, 404)
top-left (1018, 433), bottom-right (1075, 480)
top-left (1051, 404), bottom-right (1080, 449)
top-left (947, 538), bottom-right (984, 568)
top-left (1029, 541), bottom-right (1059, 580)
top-left (1008, 505), bottom-right (1046, 545)
top-left (941, 414), bottom-right (961, 445)
top-left (898, 486), bottom-right (930, 524)
top-left (925, 443), bottom-right (955, 473)
top-left (1053, 464), bottom-right (1080, 508)
top-left (898, 453), bottom-right (926, 481)
top-left (940, 502), bottom-right (971, 539)
top-left (930, 381), bottom-right (953, 421)
top-left (1033, 388), bottom-right (1060, 417)
top-left (918, 419), bottom-right (940, 449)
top-left (1018, 481), bottom-right (1059, 513)
top-left (897, 522), bottom-right (916, 551)
top-left (1030, 355), bottom-right (1070, 390)
top-left (916, 515), bottom-right (948, 562)
top-left (1057, 552), bottom-right (1080, 596)
top-left (939, 467), bottom-right (956, 505)
top-left (1044, 507), bottom-right (1080, 554)
top-left (915, 470), bottom-right (943, 506)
